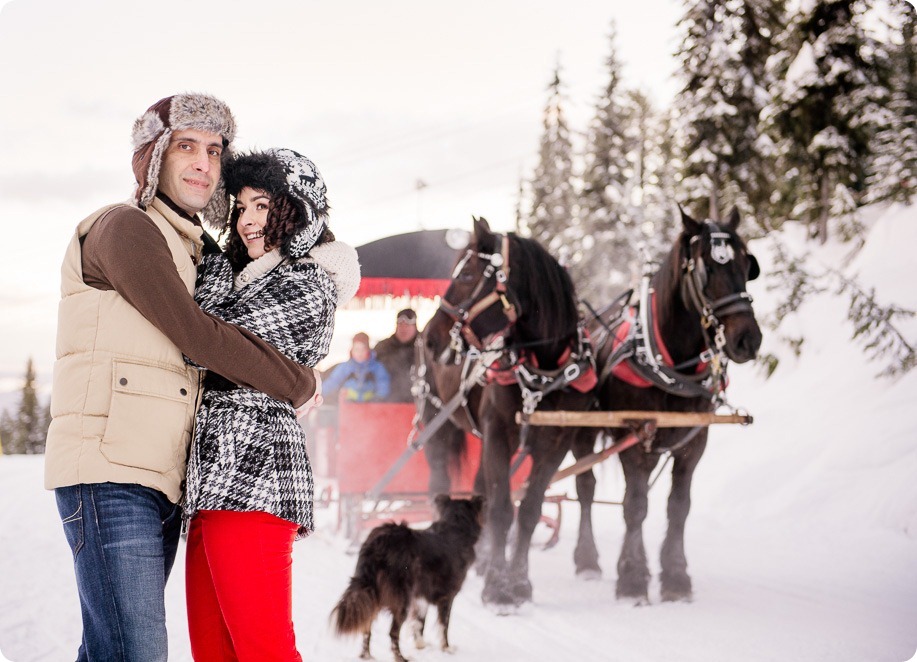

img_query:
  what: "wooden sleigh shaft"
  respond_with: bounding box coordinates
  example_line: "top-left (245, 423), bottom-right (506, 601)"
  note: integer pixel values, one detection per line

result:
top-left (515, 409), bottom-right (753, 428)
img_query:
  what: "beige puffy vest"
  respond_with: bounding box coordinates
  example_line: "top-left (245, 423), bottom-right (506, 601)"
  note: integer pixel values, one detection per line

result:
top-left (45, 198), bottom-right (205, 503)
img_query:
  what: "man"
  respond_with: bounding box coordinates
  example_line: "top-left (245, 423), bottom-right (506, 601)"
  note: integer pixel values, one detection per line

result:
top-left (45, 93), bottom-right (320, 662)
top-left (373, 308), bottom-right (419, 402)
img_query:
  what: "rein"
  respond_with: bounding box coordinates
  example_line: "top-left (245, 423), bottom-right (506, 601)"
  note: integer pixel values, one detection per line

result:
top-left (438, 234), bottom-right (518, 355)
top-left (432, 233), bottom-right (597, 451)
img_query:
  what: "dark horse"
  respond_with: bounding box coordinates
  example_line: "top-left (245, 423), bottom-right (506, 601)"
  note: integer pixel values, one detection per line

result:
top-left (422, 217), bottom-right (597, 609)
top-left (577, 206), bottom-right (762, 602)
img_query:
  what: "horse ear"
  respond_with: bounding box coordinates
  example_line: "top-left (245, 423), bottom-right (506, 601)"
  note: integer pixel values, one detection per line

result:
top-left (725, 206), bottom-right (741, 230)
top-left (473, 216), bottom-right (492, 243)
top-left (679, 204), bottom-right (702, 236)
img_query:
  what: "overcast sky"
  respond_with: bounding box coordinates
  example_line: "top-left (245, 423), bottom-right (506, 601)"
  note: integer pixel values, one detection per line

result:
top-left (0, 0), bottom-right (682, 378)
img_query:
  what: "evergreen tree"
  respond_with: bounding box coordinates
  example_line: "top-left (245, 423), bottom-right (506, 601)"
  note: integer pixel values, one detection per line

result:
top-left (521, 63), bottom-right (578, 265)
top-left (513, 176), bottom-right (525, 234)
top-left (576, 23), bottom-right (636, 301)
top-left (0, 409), bottom-right (14, 455)
top-left (866, 0), bottom-right (917, 204)
top-left (626, 93), bottom-right (681, 272)
top-left (2, 358), bottom-right (47, 455)
top-left (762, 0), bottom-right (891, 242)
top-left (674, 0), bottom-right (781, 222)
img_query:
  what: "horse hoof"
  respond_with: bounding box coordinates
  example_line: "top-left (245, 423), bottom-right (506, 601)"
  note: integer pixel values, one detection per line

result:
top-left (660, 574), bottom-right (693, 602)
top-left (482, 579), bottom-right (518, 610)
top-left (615, 580), bottom-right (649, 601)
top-left (483, 600), bottom-right (519, 616)
top-left (509, 579), bottom-right (533, 604)
top-left (576, 568), bottom-right (602, 581)
top-left (660, 586), bottom-right (693, 603)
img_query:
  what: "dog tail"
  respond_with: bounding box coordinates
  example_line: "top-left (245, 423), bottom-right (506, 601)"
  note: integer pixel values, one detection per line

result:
top-left (330, 577), bottom-right (379, 636)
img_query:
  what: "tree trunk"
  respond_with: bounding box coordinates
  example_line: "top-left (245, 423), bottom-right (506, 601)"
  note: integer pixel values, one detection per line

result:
top-left (818, 174), bottom-right (830, 244)
top-left (709, 183), bottom-right (720, 222)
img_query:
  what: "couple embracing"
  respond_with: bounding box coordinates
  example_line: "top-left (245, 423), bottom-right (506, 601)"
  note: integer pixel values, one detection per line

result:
top-left (44, 93), bottom-right (360, 661)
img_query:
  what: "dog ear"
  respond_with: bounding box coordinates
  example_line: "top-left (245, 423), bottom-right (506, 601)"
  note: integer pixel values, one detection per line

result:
top-left (433, 493), bottom-right (450, 514)
top-left (470, 494), bottom-right (485, 512)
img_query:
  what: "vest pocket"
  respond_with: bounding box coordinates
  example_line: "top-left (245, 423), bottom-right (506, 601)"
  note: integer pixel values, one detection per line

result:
top-left (101, 359), bottom-right (195, 474)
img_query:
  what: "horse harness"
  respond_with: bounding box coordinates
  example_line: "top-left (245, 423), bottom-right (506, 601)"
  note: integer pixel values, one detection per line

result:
top-left (593, 220), bottom-right (758, 407)
top-left (438, 234), bottom-right (518, 353)
top-left (414, 232), bottom-right (597, 442)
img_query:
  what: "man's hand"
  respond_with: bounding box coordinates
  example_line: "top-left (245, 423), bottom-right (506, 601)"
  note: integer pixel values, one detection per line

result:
top-left (295, 368), bottom-right (323, 419)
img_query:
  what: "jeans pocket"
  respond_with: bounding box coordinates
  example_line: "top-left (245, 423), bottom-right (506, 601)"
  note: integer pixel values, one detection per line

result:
top-left (56, 487), bottom-right (85, 557)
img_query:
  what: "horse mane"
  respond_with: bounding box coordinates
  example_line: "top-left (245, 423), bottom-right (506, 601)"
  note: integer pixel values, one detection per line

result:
top-left (504, 232), bottom-right (579, 368)
top-left (652, 232), bottom-right (687, 314)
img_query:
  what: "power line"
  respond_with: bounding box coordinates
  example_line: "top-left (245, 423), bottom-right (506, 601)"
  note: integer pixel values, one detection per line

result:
top-left (321, 89), bottom-right (546, 169)
top-left (347, 152), bottom-right (532, 212)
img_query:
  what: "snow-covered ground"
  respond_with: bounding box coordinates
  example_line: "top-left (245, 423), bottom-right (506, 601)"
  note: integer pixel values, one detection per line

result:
top-left (2, 204), bottom-right (916, 662)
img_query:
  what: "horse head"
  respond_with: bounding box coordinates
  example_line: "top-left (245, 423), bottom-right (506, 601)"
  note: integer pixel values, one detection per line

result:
top-left (426, 217), bottom-right (522, 364)
top-left (673, 206), bottom-right (762, 364)
top-left (426, 216), bottom-right (578, 368)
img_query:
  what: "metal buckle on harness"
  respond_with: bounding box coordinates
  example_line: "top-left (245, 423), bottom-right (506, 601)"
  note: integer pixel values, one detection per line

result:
top-left (563, 362), bottom-right (581, 382)
top-left (699, 348), bottom-right (715, 364)
top-left (521, 386), bottom-right (543, 416)
top-left (714, 325), bottom-right (727, 350)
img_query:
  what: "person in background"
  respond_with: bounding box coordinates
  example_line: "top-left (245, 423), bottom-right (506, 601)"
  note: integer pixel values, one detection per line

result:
top-left (323, 332), bottom-right (391, 402)
top-left (373, 307), bottom-right (419, 402)
top-left (45, 93), bottom-right (320, 662)
top-left (183, 147), bottom-right (360, 660)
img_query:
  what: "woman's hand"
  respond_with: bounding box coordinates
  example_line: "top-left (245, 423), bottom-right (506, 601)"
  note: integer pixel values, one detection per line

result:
top-left (295, 368), bottom-right (323, 419)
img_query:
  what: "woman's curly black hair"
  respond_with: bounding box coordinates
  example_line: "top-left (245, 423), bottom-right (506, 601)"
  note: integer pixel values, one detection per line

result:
top-left (225, 194), bottom-right (334, 270)
top-left (221, 150), bottom-right (333, 271)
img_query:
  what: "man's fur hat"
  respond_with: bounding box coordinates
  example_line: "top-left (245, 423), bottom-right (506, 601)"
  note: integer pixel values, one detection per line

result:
top-left (130, 93), bottom-right (237, 225)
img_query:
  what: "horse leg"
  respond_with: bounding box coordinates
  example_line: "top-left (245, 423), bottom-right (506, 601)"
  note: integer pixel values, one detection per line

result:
top-left (479, 414), bottom-right (516, 607)
top-left (572, 427), bottom-right (601, 578)
top-left (506, 436), bottom-right (569, 604)
top-left (616, 443), bottom-right (656, 601)
top-left (423, 420), bottom-right (463, 497)
top-left (659, 429), bottom-right (708, 602)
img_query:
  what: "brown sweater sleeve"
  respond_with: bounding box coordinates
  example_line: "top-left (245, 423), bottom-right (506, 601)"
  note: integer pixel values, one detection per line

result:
top-left (81, 206), bottom-right (315, 407)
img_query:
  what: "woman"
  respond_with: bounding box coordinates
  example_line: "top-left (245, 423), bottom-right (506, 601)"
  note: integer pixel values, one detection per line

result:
top-left (182, 148), bottom-right (360, 661)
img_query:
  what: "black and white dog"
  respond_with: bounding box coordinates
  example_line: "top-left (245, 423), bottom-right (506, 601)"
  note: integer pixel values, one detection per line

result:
top-left (331, 494), bottom-right (485, 661)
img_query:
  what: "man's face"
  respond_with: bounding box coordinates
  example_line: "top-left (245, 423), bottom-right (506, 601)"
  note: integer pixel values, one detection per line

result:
top-left (158, 128), bottom-right (224, 215)
top-left (395, 321), bottom-right (417, 343)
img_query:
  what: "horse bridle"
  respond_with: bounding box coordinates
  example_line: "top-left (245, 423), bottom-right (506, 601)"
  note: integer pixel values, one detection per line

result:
top-left (438, 234), bottom-right (519, 354)
top-left (680, 221), bottom-right (758, 355)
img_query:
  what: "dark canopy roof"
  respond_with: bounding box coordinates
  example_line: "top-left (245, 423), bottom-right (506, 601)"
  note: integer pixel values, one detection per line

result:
top-left (355, 229), bottom-right (466, 298)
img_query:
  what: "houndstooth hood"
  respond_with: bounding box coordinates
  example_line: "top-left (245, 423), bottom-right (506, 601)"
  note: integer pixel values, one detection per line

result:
top-left (130, 93), bottom-right (237, 226)
top-left (223, 148), bottom-right (330, 259)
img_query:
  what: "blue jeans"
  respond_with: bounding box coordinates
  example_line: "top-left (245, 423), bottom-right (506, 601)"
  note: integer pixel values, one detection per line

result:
top-left (55, 482), bottom-right (182, 662)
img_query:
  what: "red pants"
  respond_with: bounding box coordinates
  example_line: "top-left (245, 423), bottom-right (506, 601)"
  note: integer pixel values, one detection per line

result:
top-left (186, 510), bottom-right (302, 661)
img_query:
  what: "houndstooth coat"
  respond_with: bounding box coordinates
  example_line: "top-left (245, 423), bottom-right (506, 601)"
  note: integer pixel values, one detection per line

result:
top-left (183, 252), bottom-right (336, 537)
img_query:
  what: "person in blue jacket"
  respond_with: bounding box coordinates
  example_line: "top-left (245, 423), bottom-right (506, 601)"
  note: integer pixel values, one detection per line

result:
top-left (324, 332), bottom-right (391, 402)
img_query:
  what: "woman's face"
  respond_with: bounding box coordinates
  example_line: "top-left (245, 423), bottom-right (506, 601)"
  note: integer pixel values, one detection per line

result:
top-left (235, 187), bottom-right (271, 259)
